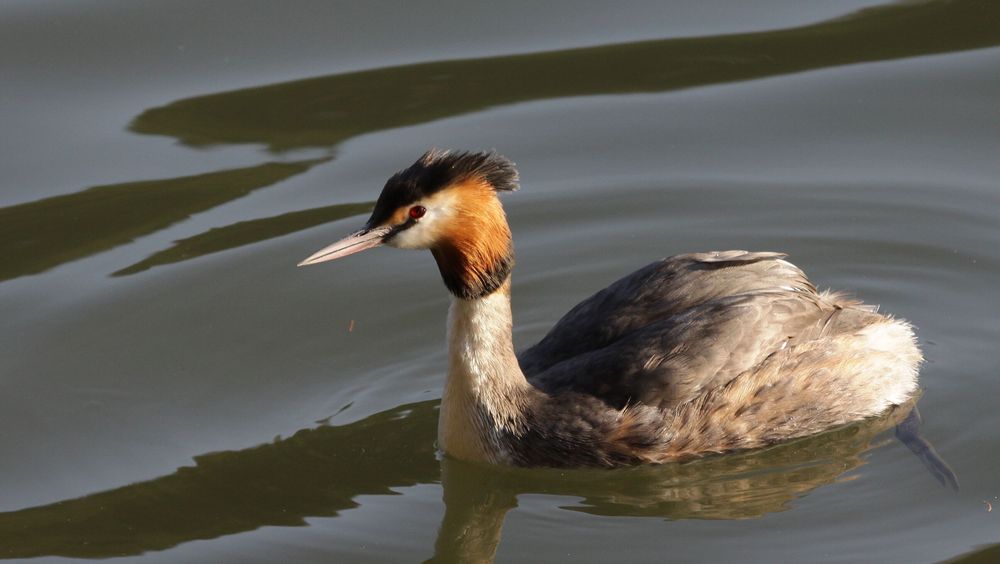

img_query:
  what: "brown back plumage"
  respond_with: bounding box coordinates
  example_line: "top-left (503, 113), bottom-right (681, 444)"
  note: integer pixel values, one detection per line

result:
top-left (520, 252), bottom-right (867, 407)
top-left (509, 251), bottom-right (921, 466)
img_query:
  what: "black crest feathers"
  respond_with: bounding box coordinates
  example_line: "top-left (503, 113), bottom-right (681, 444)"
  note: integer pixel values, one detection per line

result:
top-left (415, 149), bottom-right (519, 193)
top-left (367, 150), bottom-right (518, 228)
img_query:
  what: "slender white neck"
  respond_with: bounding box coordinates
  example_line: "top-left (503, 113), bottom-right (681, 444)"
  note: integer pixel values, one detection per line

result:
top-left (438, 286), bottom-right (530, 464)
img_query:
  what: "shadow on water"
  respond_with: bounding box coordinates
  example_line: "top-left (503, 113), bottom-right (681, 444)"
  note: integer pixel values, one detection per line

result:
top-left (0, 401), bottom-right (948, 561)
top-left (2, 0), bottom-right (997, 284)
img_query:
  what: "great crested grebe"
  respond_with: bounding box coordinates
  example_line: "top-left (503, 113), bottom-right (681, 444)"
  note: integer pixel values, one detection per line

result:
top-left (299, 150), bottom-right (922, 467)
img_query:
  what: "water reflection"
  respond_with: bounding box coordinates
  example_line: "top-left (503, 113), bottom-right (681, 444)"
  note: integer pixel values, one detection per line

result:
top-left (0, 159), bottom-right (326, 283)
top-left (947, 543), bottom-right (1000, 564)
top-left (3, 0), bottom-right (996, 285)
top-left (132, 0), bottom-right (998, 151)
top-left (0, 401), bottom-right (439, 559)
top-left (429, 403), bottom-right (940, 563)
top-left (0, 401), bottom-right (945, 561)
top-left (112, 201), bottom-right (372, 276)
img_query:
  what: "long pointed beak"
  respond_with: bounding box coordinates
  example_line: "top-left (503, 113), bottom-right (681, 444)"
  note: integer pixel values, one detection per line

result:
top-left (297, 225), bottom-right (393, 266)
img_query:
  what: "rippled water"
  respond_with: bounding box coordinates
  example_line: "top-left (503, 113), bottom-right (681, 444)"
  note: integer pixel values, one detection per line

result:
top-left (2, 1), bottom-right (998, 562)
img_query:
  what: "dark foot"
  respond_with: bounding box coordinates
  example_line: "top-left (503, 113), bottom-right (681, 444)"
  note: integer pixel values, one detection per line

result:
top-left (895, 406), bottom-right (959, 491)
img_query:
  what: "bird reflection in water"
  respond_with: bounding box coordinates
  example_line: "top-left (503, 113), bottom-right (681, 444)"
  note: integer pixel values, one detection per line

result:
top-left (0, 399), bottom-right (954, 562)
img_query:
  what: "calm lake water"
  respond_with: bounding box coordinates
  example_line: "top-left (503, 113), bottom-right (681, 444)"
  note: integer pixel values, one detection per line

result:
top-left (2, 1), bottom-right (998, 562)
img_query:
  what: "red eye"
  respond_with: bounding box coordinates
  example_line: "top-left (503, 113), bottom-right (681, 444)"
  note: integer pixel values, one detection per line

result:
top-left (408, 205), bottom-right (427, 219)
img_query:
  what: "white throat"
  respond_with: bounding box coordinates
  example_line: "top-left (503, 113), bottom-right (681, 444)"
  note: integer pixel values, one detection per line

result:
top-left (438, 289), bottom-right (529, 464)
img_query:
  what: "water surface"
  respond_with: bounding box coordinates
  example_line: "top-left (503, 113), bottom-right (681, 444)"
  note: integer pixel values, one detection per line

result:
top-left (1, 1), bottom-right (998, 562)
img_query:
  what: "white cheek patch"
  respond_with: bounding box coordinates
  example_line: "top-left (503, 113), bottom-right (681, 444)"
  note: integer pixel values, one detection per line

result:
top-left (386, 192), bottom-right (458, 250)
top-left (390, 219), bottom-right (440, 249)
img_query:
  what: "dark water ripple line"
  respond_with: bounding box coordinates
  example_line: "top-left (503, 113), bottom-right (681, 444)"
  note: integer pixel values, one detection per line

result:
top-left (112, 201), bottom-right (373, 277)
top-left (0, 159), bottom-right (328, 283)
top-left (131, 0), bottom-right (1000, 151)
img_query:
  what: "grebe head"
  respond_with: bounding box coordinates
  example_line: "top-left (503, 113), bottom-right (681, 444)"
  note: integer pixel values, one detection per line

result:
top-left (299, 150), bottom-right (519, 299)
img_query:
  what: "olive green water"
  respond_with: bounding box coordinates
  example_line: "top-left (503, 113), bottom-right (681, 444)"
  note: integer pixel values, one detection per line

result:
top-left (1, 1), bottom-right (998, 562)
